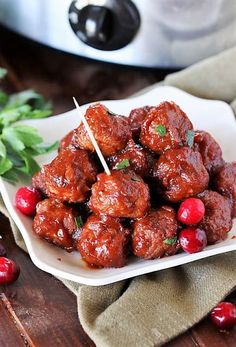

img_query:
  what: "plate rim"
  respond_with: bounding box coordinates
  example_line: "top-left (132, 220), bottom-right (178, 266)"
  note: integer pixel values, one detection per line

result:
top-left (0, 85), bottom-right (236, 286)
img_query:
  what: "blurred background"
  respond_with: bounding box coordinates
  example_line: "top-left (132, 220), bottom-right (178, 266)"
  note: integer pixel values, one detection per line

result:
top-left (0, 0), bottom-right (236, 113)
top-left (1, 0), bottom-right (236, 68)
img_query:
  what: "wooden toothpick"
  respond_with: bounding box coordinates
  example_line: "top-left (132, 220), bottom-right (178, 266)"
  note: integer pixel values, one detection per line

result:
top-left (73, 97), bottom-right (111, 175)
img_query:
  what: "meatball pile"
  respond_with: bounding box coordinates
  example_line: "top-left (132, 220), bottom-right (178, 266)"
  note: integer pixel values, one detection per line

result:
top-left (27, 101), bottom-right (235, 268)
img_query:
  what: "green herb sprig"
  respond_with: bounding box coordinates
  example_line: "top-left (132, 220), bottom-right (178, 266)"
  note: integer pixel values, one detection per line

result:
top-left (114, 158), bottom-right (130, 170)
top-left (0, 69), bottom-right (58, 184)
top-left (163, 236), bottom-right (177, 245)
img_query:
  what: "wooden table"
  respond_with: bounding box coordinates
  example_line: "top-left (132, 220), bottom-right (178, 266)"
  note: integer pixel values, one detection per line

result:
top-left (0, 27), bottom-right (235, 347)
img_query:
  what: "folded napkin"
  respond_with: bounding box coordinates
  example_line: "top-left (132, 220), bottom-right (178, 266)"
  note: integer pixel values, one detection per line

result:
top-left (1, 47), bottom-right (236, 347)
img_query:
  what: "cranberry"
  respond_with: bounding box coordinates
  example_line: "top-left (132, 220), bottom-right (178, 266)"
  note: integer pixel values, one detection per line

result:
top-left (0, 257), bottom-right (20, 285)
top-left (210, 302), bottom-right (236, 329)
top-left (179, 227), bottom-right (207, 253)
top-left (0, 243), bottom-right (6, 257)
top-left (15, 186), bottom-right (42, 216)
top-left (177, 198), bottom-right (205, 225)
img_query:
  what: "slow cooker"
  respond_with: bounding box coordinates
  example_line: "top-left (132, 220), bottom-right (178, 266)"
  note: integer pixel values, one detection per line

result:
top-left (0, 0), bottom-right (236, 68)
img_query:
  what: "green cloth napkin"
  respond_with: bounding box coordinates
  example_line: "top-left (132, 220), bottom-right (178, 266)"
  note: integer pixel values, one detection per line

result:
top-left (1, 47), bottom-right (236, 347)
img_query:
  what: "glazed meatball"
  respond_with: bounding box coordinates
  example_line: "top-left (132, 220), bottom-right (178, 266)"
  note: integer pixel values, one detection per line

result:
top-left (153, 147), bottom-right (209, 202)
top-left (59, 129), bottom-right (80, 151)
top-left (128, 106), bottom-right (153, 138)
top-left (89, 170), bottom-right (150, 218)
top-left (198, 190), bottom-right (232, 244)
top-left (33, 199), bottom-right (77, 252)
top-left (76, 103), bottom-right (131, 156)
top-left (41, 148), bottom-right (97, 203)
top-left (193, 131), bottom-right (224, 175)
top-left (77, 214), bottom-right (130, 268)
top-left (108, 139), bottom-right (154, 177)
top-left (214, 162), bottom-right (236, 217)
top-left (32, 171), bottom-right (47, 196)
top-left (140, 101), bottom-right (193, 154)
top-left (132, 206), bottom-right (178, 259)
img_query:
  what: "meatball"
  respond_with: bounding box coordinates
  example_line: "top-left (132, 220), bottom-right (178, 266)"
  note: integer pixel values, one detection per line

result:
top-left (77, 214), bottom-right (130, 268)
top-left (214, 162), bottom-right (236, 217)
top-left (41, 148), bottom-right (97, 203)
top-left (198, 190), bottom-right (232, 244)
top-left (193, 131), bottom-right (224, 175)
top-left (76, 103), bottom-right (131, 156)
top-left (132, 206), bottom-right (178, 259)
top-left (32, 171), bottom-right (47, 196)
top-left (140, 101), bottom-right (193, 154)
top-left (128, 106), bottom-right (153, 138)
top-left (153, 147), bottom-right (209, 202)
top-left (108, 139), bottom-right (154, 177)
top-left (89, 169), bottom-right (150, 218)
top-left (33, 199), bottom-right (77, 252)
top-left (59, 129), bottom-right (80, 151)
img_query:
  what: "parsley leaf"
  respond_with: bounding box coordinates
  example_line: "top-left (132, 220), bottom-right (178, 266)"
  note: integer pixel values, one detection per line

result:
top-left (75, 216), bottom-right (83, 228)
top-left (156, 125), bottom-right (166, 136)
top-left (114, 159), bottom-right (130, 170)
top-left (163, 236), bottom-right (177, 245)
top-left (0, 157), bottom-right (13, 175)
top-left (186, 130), bottom-right (195, 148)
top-left (0, 67), bottom-right (57, 184)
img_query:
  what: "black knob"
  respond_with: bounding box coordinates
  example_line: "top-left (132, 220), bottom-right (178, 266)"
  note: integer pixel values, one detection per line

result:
top-left (69, 0), bottom-right (140, 51)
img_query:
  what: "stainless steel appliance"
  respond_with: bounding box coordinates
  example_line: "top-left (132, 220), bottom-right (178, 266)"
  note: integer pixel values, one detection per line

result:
top-left (0, 0), bottom-right (236, 68)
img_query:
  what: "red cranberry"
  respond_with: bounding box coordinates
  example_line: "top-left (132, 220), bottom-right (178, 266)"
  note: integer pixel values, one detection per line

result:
top-left (15, 186), bottom-right (42, 216)
top-left (179, 227), bottom-right (207, 253)
top-left (210, 302), bottom-right (236, 329)
top-left (177, 198), bottom-right (205, 225)
top-left (0, 244), bottom-right (6, 257)
top-left (0, 257), bottom-right (20, 285)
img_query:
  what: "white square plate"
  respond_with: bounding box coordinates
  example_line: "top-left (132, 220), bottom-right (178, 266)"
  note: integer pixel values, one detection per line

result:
top-left (0, 86), bottom-right (236, 286)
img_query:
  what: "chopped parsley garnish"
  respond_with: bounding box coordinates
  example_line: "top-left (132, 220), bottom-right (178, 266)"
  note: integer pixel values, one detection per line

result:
top-left (115, 159), bottom-right (130, 170)
top-left (156, 125), bottom-right (166, 136)
top-left (186, 130), bottom-right (195, 148)
top-left (75, 216), bottom-right (83, 228)
top-left (163, 236), bottom-right (177, 245)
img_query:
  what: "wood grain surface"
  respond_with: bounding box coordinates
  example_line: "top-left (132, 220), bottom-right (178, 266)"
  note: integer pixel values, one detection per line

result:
top-left (0, 26), bottom-right (235, 347)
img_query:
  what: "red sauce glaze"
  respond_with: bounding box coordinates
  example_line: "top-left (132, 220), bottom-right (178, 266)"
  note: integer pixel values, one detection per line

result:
top-left (40, 148), bottom-right (97, 203)
top-left (75, 103), bottom-right (132, 156)
top-left (77, 214), bottom-right (130, 268)
top-left (193, 130), bottom-right (224, 175)
top-left (89, 169), bottom-right (150, 218)
top-left (214, 162), bottom-right (236, 218)
top-left (128, 106), bottom-right (153, 139)
top-left (108, 139), bottom-right (154, 178)
top-left (132, 206), bottom-right (179, 259)
top-left (140, 101), bottom-right (193, 154)
top-left (33, 199), bottom-right (78, 252)
top-left (198, 190), bottom-right (232, 244)
top-left (153, 147), bottom-right (209, 202)
top-left (59, 129), bottom-right (80, 151)
top-left (32, 171), bottom-right (47, 196)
